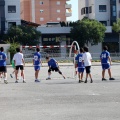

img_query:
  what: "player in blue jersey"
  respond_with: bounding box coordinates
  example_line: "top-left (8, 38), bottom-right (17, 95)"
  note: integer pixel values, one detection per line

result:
top-left (33, 48), bottom-right (42, 82)
top-left (45, 56), bottom-right (65, 80)
top-left (75, 48), bottom-right (85, 83)
top-left (100, 46), bottom-right (115, 81)
top-left (0, 47), bottom-right (8, 84)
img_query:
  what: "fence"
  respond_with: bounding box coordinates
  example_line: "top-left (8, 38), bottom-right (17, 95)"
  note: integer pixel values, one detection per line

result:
top-left (22, 46), bottom-right (120, 63)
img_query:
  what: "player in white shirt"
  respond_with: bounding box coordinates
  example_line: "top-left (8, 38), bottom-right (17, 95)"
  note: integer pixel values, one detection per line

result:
top-left (13, 48), bottom-right (25, 83)
top-left (82, 46), bottom-right (93, 83)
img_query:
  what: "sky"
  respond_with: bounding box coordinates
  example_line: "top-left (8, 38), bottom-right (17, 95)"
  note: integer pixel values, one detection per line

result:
top-left (67, 0), bottom-right (78, 21)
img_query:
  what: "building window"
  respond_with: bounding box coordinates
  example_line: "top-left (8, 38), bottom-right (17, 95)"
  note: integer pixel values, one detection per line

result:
top-left (57, 1), bottom-right (60, 5)
top-left (89, 6), bottom-right (92, 13)
top-left (57, 10), bottom-right (60, 13)
top-left (40, 18), bottom-right (44, 21)
top-left (99, 5), bottom-right (107, 12)
top-left (57, 18), bottom-right (61, 21)
top-left (8, 6), bottom-right (16, 13)
top-left (86, 7), bottom-right (88, 14)
top-left (8, 22), bottom-right (16, 28)
top-left (40, 1), bottom-right (43, 5)
top-left (81, 8), bottom-right (86, 15)
top-left (40, 10), bottom-right (44, 13)
top-left (112, 5), bottom-right (116, 17)
top-left (99, 21), bottom-right (107, 26)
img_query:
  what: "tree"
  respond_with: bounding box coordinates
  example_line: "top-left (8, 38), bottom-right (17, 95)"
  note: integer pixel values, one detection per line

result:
top-left (3, 25), bottom-right (41, 45)
top-left (5, 39), bottom-right (20, 61)
top-left (112, 19), bottom-right (120, 52)
top-left (112, 19), bottom-right (120, 33)
top-left (70, 18), bottom-right (106, 47)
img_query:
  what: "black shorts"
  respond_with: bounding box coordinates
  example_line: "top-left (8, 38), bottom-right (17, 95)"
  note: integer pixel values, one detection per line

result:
top-left (48, 67), bottom-right (59, 72)
top-left (16, 65), bottom-right (24, 70)
top-left (85, 66), bottom-right (91, 73)
top-left (0, 66), bottom-right (7, 73)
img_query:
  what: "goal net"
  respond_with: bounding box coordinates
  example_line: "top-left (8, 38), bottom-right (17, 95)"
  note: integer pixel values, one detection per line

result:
top-left (22, 44), bottom-right (77, 79)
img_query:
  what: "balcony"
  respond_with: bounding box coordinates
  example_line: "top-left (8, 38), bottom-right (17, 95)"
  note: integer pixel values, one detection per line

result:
top-left (66, 12), bottom-right (72, 17)
top-left (65, 4), bottom-right (72, 9)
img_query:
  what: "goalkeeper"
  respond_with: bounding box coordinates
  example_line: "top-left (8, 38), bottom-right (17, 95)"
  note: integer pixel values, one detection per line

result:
top-left (45, 56), bottom-right (65, 80)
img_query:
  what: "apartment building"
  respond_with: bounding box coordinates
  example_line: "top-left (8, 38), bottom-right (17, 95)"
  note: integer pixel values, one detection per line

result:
top-left (21, 0), bottom-right (72, 25)
top-left (0, 0), bottom-right (21, 34)
top-left (78, 0), bottom-right (119, 53)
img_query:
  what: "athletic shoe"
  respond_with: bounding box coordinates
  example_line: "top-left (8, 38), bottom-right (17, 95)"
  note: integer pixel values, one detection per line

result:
top-left (35, 79), bottom-right (40, 82)
top-left (79, 80), bottom-right (81, 83)
top-left (10, 74), bottom-right (13, 78)
top-left (63, 76), bottom-right (66, 79)
top-left (46, 77), bottom-right (51, 80)
top-left (109, 78), bottom-right (115, 80)
top-left (102, 78), bottom-right (107, 81)
top-left (4, 80), bottom-right (8, 84)
top-left (84, 80), bottom-right (87, 83)
top-left (23, 80), bottom-right (26, 83)
top-left (90, 79), bottom-right (93, 83)
top-left (15, 80), bottom-right (18, 83)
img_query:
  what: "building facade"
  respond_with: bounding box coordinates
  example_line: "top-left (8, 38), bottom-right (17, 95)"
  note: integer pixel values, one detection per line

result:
top-left (0, 0), bottom-right (21, 34)
top-left (78, 0), bottom-right (119, 53)
top-left (20, 0), bottom-right (72, 25)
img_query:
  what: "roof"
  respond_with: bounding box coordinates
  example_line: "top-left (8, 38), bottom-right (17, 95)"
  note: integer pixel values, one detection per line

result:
top-left (21, 20), bottom-right (40, 27)
top-left (37, 27), bottom-right (72, 34)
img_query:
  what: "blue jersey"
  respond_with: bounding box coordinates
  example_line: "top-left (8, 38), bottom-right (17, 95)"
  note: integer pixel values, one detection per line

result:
top-left (0, 52), bottom-right (7, 66)
top-left (75, 53), bottom-right (84, 68)
top-left (100, 51), bottom-right (110, 64)
top-left (33, 52), bottom-right (41, 65)
top-left (48, 58), bottom-right (58, 68)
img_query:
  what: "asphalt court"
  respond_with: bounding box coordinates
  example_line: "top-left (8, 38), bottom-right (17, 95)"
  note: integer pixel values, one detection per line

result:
top-left (0, 63), bottom-right (120, 120)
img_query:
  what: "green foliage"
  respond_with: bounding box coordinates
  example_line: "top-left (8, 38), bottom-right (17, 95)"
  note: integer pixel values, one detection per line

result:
top-left (5, 39), bottom-right (20, 61)
top-left (60, 21), bottom-right (66, 27)
top-left (70, 18), bottom-right (106, 47)
top-left (3, 25), bottom-right (41, 45)
top-left (112, 19), bottom-right (120, 33)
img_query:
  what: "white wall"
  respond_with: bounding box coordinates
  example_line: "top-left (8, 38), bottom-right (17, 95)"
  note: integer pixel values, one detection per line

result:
top-left (78, 0), bottom-right (110, 26)
top-left (5, 0), bottom-right (21, 31)
top-left (94, 0), bottom-right (110, 26)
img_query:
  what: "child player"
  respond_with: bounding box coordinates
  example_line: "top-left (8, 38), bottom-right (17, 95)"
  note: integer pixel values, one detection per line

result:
top-left (75, 48), bottom-right (85, 83)
top-left (100, 46), bottom-right (115, 81)
top-left (46, 56), bottom-right (65, 80)
top-left (33, 48), bottom-right (42, 82)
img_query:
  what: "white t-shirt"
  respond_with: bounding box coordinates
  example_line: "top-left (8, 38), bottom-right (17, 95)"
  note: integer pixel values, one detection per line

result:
top-left (13, 52), bottom-right (24, 66)
top-left (82, 52), bottom-right (92, 66)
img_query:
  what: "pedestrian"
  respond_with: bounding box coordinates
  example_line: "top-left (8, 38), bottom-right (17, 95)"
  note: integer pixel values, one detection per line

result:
top-left (100, 46), bottom-right (115, 81)
top-left (45, 56), bottom-right (65, 80)
top-left (75, 48), bottom-right (85, 83)
top-left (33, 47), bottom-right (42, 82)
top-left (0, 47), bottom-right (8, 84)
top-left (13, 47), bottom-right (26, 83)
top-left (82, 46), bottom-right (93, 83)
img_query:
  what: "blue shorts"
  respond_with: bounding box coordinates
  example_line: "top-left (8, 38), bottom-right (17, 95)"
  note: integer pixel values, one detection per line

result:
top-left (78, 68), bottom-right (84, 73)
top-left (102, 63), bottom-right (110, 70)
top-left (34, 65), bottom-right (40, 71)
